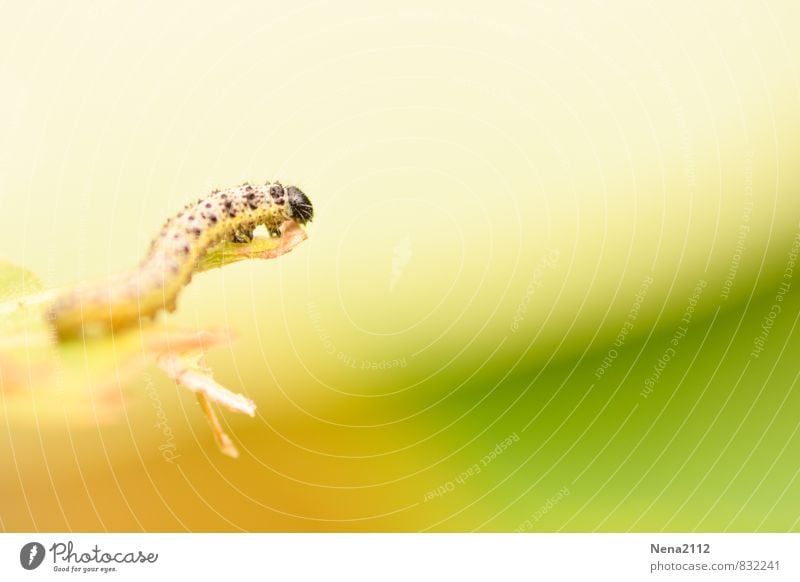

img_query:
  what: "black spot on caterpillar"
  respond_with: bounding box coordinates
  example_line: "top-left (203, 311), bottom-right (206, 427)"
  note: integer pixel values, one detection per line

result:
top-left (47, 181), bottom-right (313, 340)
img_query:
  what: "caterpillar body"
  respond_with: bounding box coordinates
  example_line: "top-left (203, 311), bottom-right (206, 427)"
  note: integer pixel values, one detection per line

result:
top-left (47, 182), bottom-right (313, 340)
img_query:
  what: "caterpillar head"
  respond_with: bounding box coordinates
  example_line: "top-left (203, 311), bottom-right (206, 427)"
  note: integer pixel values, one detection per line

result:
top-left (286, 186), bottom-right (314, 224)
top-left (268, 182), bottom-right (314, 225)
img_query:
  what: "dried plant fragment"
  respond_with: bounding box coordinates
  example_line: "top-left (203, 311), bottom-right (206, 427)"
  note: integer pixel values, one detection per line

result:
top-left (157, 351), bottom-right (255, 458)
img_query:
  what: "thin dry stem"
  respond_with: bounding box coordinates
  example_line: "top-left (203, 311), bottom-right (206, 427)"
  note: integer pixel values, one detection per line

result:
top-left (156, 351), bottom-right (256, 457)
top-left (197, 392), bottom-right (239, 459)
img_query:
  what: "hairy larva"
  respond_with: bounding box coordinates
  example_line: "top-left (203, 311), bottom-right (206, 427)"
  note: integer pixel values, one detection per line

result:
top-left (47, 181), bottom-right (313, 340)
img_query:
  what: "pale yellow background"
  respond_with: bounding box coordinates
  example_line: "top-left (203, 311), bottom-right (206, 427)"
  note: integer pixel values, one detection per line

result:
top-left (1, 1), bottom-right (800, 531)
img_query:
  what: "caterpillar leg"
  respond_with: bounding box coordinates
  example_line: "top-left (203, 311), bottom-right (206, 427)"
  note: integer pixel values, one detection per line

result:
top-left (230, 227), bottom-right (254, 243)
top-left (265, 216), bottom-right (283, 238)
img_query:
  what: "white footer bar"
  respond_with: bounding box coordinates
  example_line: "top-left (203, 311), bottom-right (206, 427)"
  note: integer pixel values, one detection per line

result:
top-left (1, 533), bottom-right (797, 581)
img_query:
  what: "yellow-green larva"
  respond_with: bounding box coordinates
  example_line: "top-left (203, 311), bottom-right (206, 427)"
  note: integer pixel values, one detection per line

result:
top-left (47, 181), bottom-right (313, 340)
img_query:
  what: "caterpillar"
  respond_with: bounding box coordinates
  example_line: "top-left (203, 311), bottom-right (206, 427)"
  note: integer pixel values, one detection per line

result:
top-left (47, 181), bottom-right (313, 340)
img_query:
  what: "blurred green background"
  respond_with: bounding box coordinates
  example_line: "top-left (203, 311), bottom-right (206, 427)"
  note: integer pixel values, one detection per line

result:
top-left (1, 0), bottom-right (800, 531)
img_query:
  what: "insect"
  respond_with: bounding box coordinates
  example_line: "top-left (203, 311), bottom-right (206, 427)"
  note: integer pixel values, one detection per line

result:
top-left (47, 181), bottom-right (313, 340)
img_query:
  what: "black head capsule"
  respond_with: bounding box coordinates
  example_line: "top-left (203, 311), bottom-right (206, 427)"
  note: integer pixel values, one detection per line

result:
top-left (286, 186), bottom-right (314, 224)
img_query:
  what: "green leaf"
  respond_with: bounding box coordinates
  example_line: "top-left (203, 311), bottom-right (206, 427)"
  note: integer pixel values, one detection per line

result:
top-left (196, 221), bottom-right (308, 273)
top-left (0, 260), bottom-right (43, 302)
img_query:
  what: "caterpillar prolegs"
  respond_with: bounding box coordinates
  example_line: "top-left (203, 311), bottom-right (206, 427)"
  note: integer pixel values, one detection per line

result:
top-left (47, 182), bottom-right (313, 340)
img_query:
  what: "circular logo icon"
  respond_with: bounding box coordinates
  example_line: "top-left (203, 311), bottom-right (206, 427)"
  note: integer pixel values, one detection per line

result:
top-left (19, 542), bottom-right (46, 570)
